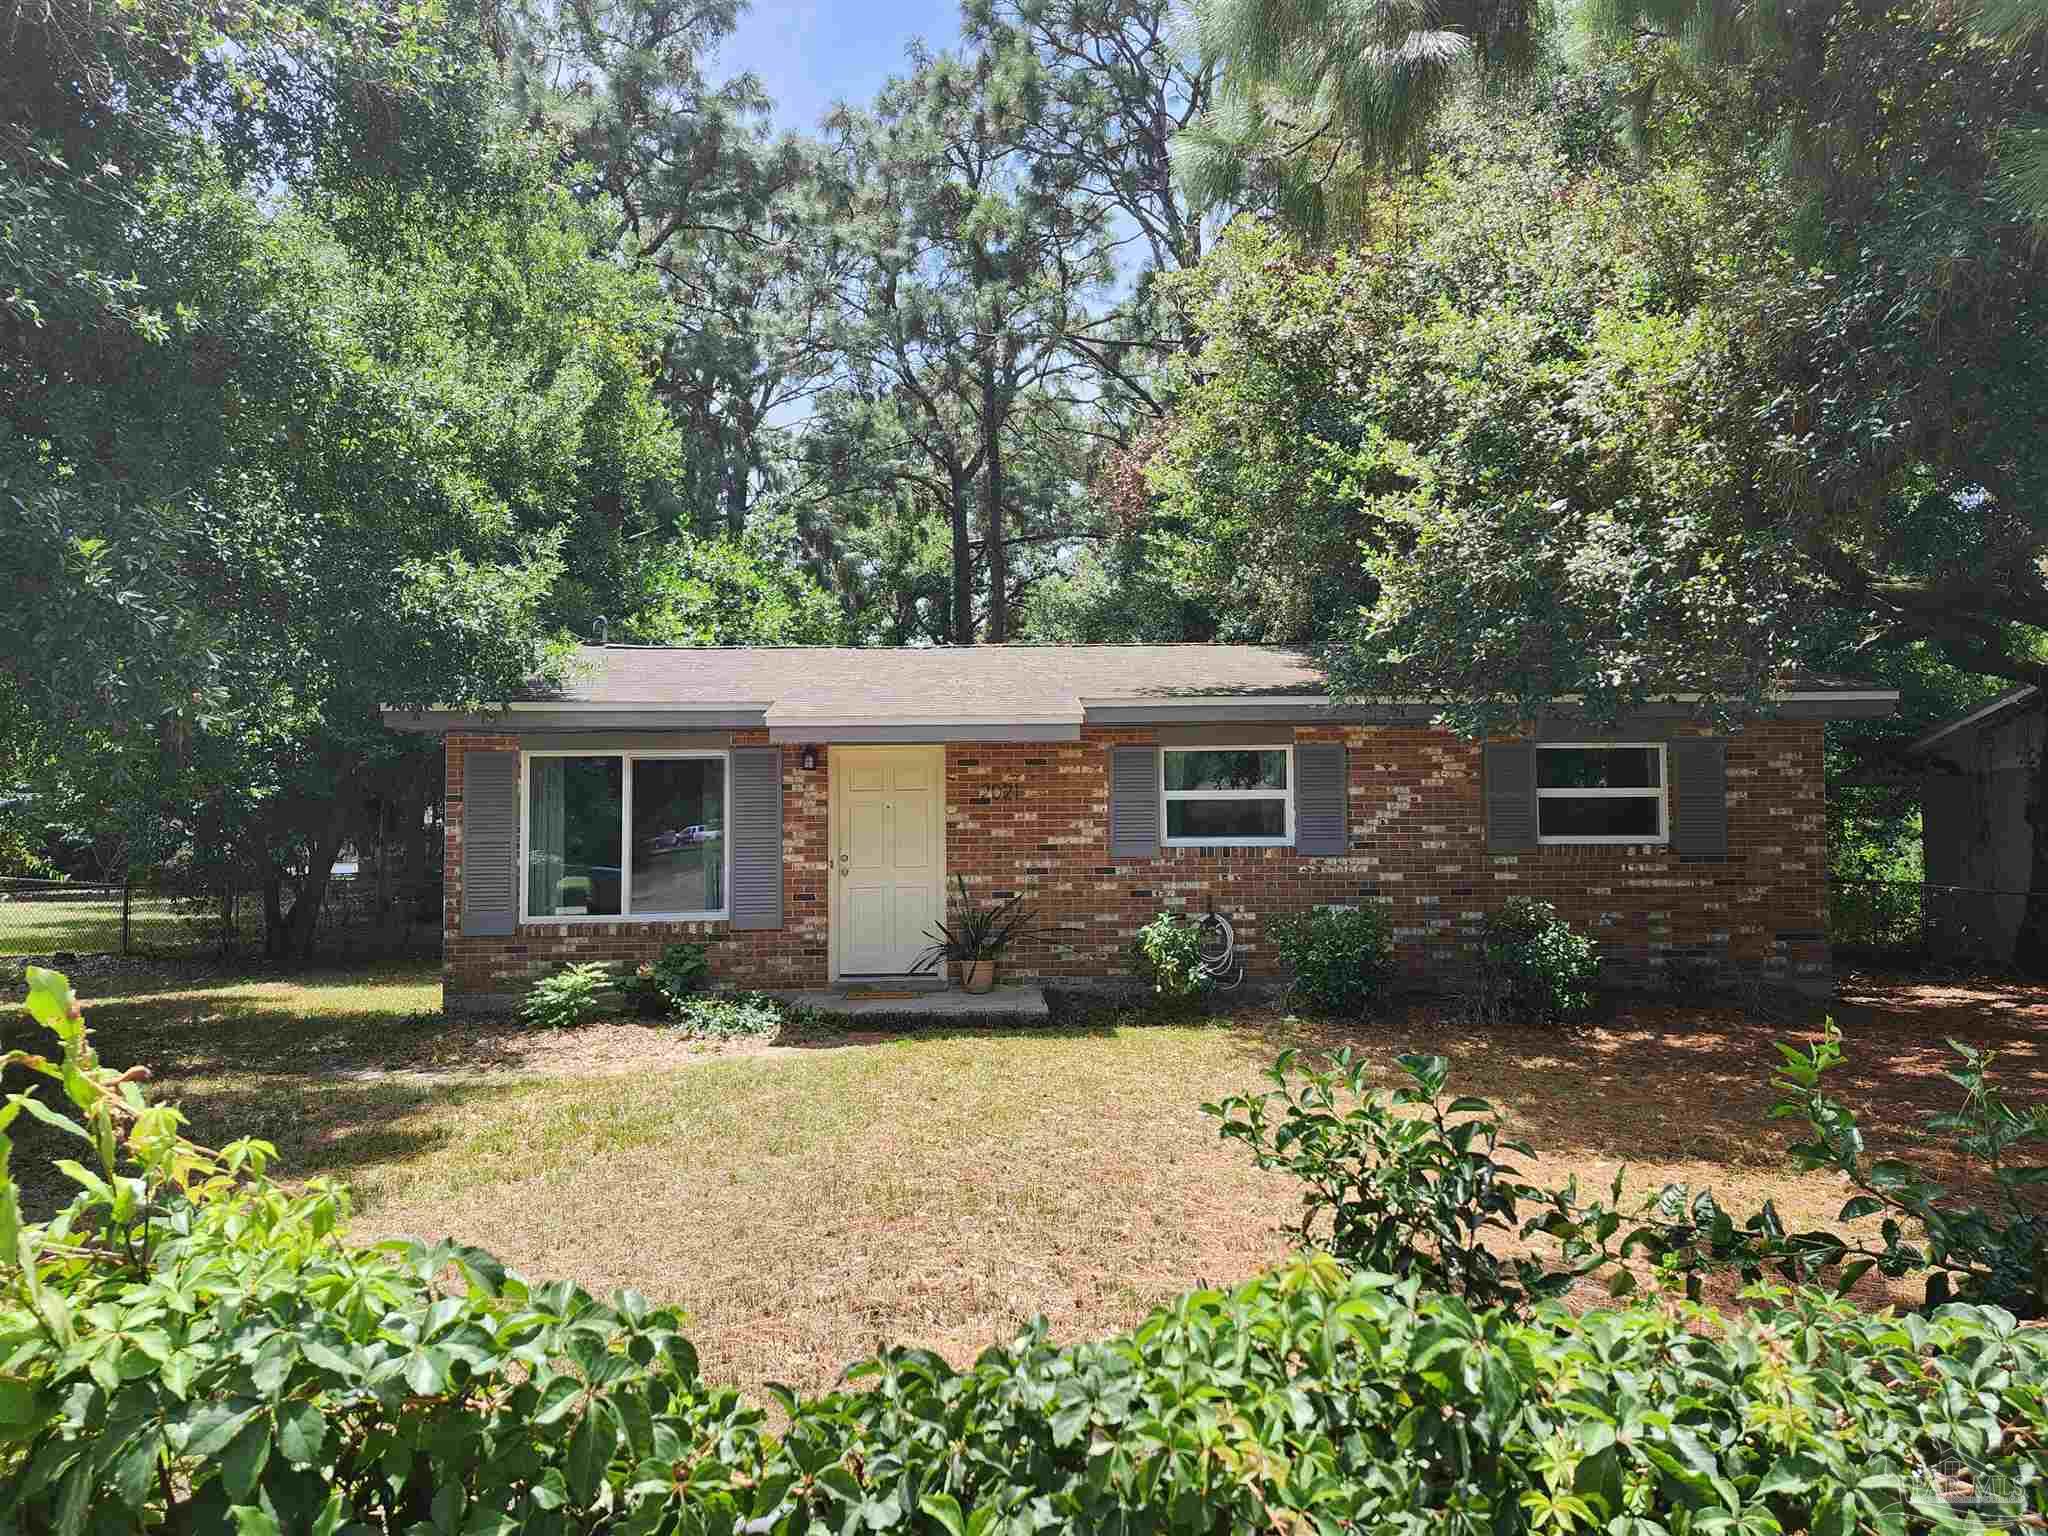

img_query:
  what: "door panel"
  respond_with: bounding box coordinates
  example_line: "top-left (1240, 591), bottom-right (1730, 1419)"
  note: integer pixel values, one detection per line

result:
top-left (835, 747), bottom-right (944, 975)
top-left (891, 780), bottom-right (932, 869)
top-left (848, 795), bottom-right (887, 868)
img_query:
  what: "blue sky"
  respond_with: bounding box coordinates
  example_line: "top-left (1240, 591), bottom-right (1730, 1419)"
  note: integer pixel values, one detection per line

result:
top-left (714, 0), bottom-right (965, 136)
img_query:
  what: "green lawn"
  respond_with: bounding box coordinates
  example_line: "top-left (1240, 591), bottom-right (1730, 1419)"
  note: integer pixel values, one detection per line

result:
top-left (7, 959), bottom-right (2041, 1399)
top-left (0, 897), bottom-right (159, 956)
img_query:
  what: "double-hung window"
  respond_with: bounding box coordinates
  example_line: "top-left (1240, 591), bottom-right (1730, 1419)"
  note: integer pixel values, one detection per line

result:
top-left (1535, 744), bottom-right (1667, 844)
top-left (1160, 746), bottom-right (1293, 846)
top-left (522, 752), bottom-right (729, 920)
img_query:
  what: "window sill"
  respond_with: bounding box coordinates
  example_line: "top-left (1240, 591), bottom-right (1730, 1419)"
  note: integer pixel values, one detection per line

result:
top-left (1535, 838), bottom-right (1670, 848)
top-left (521, 914), bottom-right (729, 925)
top-left (1161, 839), bottom-right (1293, 850)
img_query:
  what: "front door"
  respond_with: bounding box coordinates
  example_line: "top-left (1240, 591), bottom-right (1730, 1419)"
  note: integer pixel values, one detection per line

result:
top-left (834, 746), bottom-right (944, 976)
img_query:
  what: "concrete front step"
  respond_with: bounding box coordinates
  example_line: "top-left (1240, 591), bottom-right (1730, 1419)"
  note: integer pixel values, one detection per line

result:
top-left (779, 984), bottom-right (1050, 1020)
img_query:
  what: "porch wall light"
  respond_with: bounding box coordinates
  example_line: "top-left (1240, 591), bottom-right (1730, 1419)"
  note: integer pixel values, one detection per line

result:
top-left (800, 746), bottom-right (818, 772)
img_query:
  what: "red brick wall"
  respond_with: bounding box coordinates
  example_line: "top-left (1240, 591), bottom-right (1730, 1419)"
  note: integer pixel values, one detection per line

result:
top-left (443, 720), bottom-right (1829, 1001)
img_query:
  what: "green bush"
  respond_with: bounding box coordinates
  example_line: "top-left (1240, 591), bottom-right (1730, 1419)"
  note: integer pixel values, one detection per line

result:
top-left (1269, 903), bottom-right (1396, 1015)
top-left (1479, 897), bottom-right (1599, 1025)
top-left (784, 1267), bottom-right (2047, 1536)
top-left (2, 968), bottom-right (2045, 1532)
top-left (1206, 1047), bottom-right (1621, 1311)
top-left (672, 988), bottom-right (788, 1039)
top-left (1130, 911), bottom-right (1210, 999)
top-left (518, 959), bottom-right (615, 1028)
top-left (1650, 1022), bottom-right (2046, 1316)
top-left (1, 971), bottom-right (759, 1534)
top-left (642, 939), bottom-right (713, 1012)
top-left (1212, 1029), bottom-right (2047, 1321)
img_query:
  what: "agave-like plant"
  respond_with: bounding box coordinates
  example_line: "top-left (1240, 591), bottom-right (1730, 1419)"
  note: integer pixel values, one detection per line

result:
top-left (914, 874), bottom-right (1046, 970)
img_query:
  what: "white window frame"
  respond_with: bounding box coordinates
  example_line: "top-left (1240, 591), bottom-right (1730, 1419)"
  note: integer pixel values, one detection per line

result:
top-left (1535, 742), bottom-right (1668, 846)
top-left (519, 750), bottom-right (732, 923)
top-left (1160, 744), bottom-right (1296, 848)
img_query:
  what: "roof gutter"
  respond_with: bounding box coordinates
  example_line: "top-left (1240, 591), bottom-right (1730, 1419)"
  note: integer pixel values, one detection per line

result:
top-left (765, 713), bottom-right (1083, 744)
top-left (381, 703), bottom-right (770, 733)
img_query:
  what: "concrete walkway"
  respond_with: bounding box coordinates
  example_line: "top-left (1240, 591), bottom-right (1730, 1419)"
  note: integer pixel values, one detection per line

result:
top-left (780, 984), bottom-right (1050, 1020)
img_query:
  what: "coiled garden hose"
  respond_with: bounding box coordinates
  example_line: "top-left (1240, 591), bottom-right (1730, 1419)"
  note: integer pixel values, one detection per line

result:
top-left (1195, 910), bottom-right (1243, 990)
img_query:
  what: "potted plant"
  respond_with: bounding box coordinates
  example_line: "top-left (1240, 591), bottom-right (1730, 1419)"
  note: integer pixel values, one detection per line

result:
top-left (916, 875), bottom-right (1043, 994)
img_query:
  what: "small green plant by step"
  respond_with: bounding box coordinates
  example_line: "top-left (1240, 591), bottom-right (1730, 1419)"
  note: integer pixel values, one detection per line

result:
top-left (517, 959), bottom-right (615, 1028)
top-left (916, 874), bottom-right (1045, 991)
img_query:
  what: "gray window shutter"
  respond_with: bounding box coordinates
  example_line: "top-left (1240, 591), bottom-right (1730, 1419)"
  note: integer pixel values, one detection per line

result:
top-left (1294, 743), bottom-right (1347, 854)
top-left (461, 750), bottom-right (519, 936)
top-left (729, 746), bottom-right (785, 930)
top-left (1108, 745), bottom-right (1160, 859)
top-left (1484, 743), bottom-right (1537, 852)
top-left (1671, 738), bottom-right (1729, 857)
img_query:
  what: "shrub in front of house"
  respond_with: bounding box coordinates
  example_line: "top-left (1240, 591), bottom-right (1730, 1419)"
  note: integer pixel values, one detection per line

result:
top-left (1130, 910), bottom-right (1211, 999)
top-left (672, 988), bottom-right (789, 1039)
top-left (1269, 903), bottom-right (1396, 1015)
top-left (626, 940), bottom-right (712, 1017)
top-left (4, 968), bottom-right (2046, 1532)
top-left (517, 959), bottom-right (615, 1027)
top-left (1479, 896), bottom-right (1600, 1025)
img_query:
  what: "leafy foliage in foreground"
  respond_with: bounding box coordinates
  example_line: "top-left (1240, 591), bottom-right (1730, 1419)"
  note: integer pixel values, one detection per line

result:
top-left (1207, 1049), bottom-right (1626, 1311)
top-left (2, 967), bottom-right (2044, 1533)
top-left (1210, 1033), bottom-right (2047, 1320)
top-left (1652, 1024), bottom-right (2048, 1315)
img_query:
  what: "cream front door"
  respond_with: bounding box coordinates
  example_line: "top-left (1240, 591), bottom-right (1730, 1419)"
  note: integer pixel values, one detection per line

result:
top-left (834, 746), bottom-right (944, 976)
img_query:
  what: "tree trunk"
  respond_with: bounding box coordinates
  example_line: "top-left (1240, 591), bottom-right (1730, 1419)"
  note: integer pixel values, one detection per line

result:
top-left (286, 792), bottom-right (355, 966)
top-left (375, 798), bottom-right (393, 925)
top-left (286, 811), bottom-right (350, 966)
top-left (980, 355), bottom-right (1009, 644)
top-left (261, 874), bottom-right (286, 959)
top-left (405, 785), bottom-right (430, 922)
top-left (950, 468), bottom-right (975, 645)
top-left (724, 404), bottom-right (753, 537)
top-left (2019, 731), bottom-right (2048, 976)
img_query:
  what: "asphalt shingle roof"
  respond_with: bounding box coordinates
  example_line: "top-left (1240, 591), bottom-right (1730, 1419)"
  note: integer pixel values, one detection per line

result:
top-left (543, 644), bottom-right (1329, 720)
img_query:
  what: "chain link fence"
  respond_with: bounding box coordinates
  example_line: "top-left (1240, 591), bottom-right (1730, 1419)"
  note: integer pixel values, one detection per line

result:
top-left (1828, 878), bottom-right (2029, 969)
top-left (0, 874), bottom-right (440, 962)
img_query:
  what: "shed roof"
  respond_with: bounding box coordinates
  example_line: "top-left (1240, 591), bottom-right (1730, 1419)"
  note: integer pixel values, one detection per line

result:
top-left (1907, 685), bottom-right (2042, 757)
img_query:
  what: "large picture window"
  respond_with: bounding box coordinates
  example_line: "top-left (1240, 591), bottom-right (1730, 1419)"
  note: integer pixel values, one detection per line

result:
top-left (523, 752), bottom-right (728, 921)
top-left (1161, 747), bottom-right (1293, 846)
top-left (1536, 744), bottom-right (1666, 844)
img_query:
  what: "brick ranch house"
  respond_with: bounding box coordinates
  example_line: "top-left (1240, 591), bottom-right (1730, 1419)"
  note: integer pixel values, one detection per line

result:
top-left (383, 644), bottom-right (1898, 1009)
